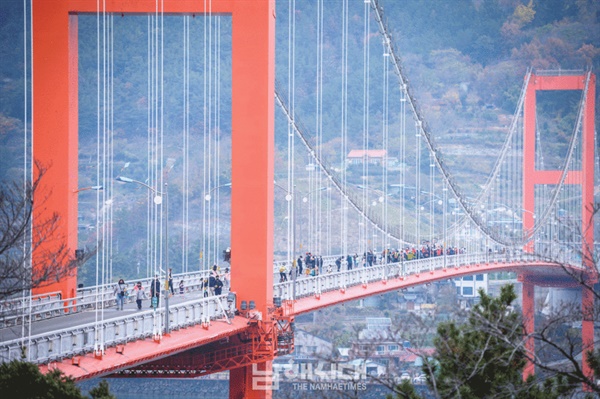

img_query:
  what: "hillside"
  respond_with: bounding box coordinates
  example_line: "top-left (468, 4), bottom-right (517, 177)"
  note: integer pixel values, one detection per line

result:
top-left (0, 0), bottom-right (598, 283)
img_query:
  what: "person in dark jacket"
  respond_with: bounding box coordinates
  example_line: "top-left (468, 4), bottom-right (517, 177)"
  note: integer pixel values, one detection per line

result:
top-left (150, 275), bottom-right (161, 308)
top-left (214, 277), bottom-right (224, 295)
top-left (168, 268), bottom-right (174, 296)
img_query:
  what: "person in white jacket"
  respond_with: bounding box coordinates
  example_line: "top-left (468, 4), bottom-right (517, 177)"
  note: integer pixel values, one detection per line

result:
top-left (133, 281), bottom-right (147, 310)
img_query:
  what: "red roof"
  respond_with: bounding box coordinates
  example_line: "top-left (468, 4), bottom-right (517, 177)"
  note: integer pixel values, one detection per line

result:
top-left (347, 149), bottom-right (387, 158)
top-left (397, 348), bottom-right (435, 362)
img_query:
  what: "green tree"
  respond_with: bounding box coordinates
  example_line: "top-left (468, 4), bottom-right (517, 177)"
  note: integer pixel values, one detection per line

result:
top-left (87, 380), bottom-right (116, 399)
top-left (0, 360), bottom-right (82, 399)
top-left (389, 285), bottom-right (575, 399)
top-left (0, 359), bottom-right (114, 399)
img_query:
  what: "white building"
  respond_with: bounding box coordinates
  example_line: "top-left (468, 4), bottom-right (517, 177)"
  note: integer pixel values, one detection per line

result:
top-left (291, 329), bottom-right (334, 359)
top-left (454, 273), bottom-right (488, 299)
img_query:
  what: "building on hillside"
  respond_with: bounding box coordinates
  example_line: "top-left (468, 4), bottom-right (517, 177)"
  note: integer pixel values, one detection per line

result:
top-left (365, 317), bottom-right (392, 331)
top-left (337, 347), bottom-right (351, 362)
top-left (349, 319), bottom-right (434, 377)
top-left (395, 347), bottom-right (435, 374)
top-left (454, 274), bottom-right (489, 308)
top-left (273, 329), bottom-right (334, 378)
top-left (347, 149), bottom-right (387, 167)
top-left (346, 150), bottom-right (400, 169)
top-left (346, 359), bottom-right (387, 377)
top-left (292, 329), bottom-right (334, 359)
top-left (398, 286), bottom-right (429, 311)
top-left (274, 329), bottom-right (334, 370)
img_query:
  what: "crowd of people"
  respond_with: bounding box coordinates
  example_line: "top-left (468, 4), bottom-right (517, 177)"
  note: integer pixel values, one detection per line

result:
top-left (113, 244), bottom-right (466, 305)
top-left (277, 244), bottom-right (466, 282)
top-left (112, 265), bottom-right (231, 310)
top-left (382, 244), bottom-right (465, 262)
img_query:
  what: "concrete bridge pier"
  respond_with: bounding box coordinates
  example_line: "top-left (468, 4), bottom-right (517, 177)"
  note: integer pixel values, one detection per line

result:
top-left (521, 273), bottom-right (597, 388)
top-left (229, 361), bottom-right (273, 399)
top-left (521, 277), bottom-right (535, 379)
top-left (581, 279), bottom-right (596, 388)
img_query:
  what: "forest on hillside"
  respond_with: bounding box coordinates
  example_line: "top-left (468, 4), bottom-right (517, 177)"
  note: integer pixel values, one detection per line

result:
top-left (0, 0), bottom-right (598, 283)
top-left (1, 0), bottom-right (598, 174)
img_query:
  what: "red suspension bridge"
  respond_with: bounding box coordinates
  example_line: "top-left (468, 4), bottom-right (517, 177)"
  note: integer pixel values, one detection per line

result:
top-left (0, 1), bottom-right (597, 398)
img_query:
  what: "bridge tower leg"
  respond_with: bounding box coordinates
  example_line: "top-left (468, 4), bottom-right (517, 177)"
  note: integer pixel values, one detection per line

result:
top-left (581, 281), bottom-right (596, 386)
top-left (32, 1), bottom-right (276, 394)
top-left (521, 278), bottom-right (535, 379)
top-left (32, 1), bottom-right (79, 301)
top-left (229, 361), bottom-right (274, 399)
top-left (228, 0), bottom-right (276, 397)
top-left (523, 72), bottom-right (596, 382)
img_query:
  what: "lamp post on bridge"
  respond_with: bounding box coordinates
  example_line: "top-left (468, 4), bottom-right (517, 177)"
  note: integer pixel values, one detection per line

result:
top-left (301, 186), bottom-right (331, 254)
top-left (73, 185), bottom-right (104, 287)
top-left (506, 207), bottom-right (536, 251)
top-left (73, 185), bottom-right (104, 193)
top-left (432, 187), bottom-right (449, 268)
top-left (116, 175), bottom-right (171, 334)
top-left (274, 181), bottom-right (297, 301)
top-left (203, 182), bottom-right (232, 269)
top-left (420, 197), bottom-right (443, 234)
top-left (204, 182), bottom-right (232, 202)
top-left (275, 183), bottom-right (329, 301)
top-left (370, 195), bottom-right (386, 255)
top-left (357, 183), bottom-right (386, 255)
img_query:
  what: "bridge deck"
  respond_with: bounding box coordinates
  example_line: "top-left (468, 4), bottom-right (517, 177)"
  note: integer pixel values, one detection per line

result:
top-left (0, 252), bottom-right (588, 380)
top-left (39, 317), bottom-right (249, 381)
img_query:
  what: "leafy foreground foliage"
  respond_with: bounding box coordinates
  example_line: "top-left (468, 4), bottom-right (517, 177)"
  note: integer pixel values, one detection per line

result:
top-left (0, 360), bottom-right (115, 399)
top-left (388, 285), bottom-right (596, 399)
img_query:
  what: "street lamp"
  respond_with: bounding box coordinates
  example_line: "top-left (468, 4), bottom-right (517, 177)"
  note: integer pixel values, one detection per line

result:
top-left (73, 185), bottom-right (104, 193)
top-left (204, 182), bottom-right (232, 202)
top-left (274, 182), bottom-right (297, 301)
top-left (116, 175), bottom-right (170, 333)
top-left (274, 183), bottom-right (329, 299)
top-left (419, 198), bottom-right (442, 210)
top-left (116, 176), bottom-right (164, 202)
top-left (204, 182), bottom-right (232, 269)
top-left (301, 186), bottom-right (330, 254)
top-left (301, 185), bottom-right (330, 203)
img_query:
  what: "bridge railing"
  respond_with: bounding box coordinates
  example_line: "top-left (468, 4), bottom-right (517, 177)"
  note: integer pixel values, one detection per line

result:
top-left (0, 291), bottom-right (62, 310)
top-left (1, 250), bottom-right (582, 365)
top-left (3, 248), bottom-right (579, 329)
top-left (273, 251), bottom-right (573, 301)
top-left (0, 291), bottom-right (63, 326)
top-left (0, 270), bottom-right (211, 329)
top-left (0, 294), bottom-right (232, 365)
top-left (273, 255), bottom-right (340, 275)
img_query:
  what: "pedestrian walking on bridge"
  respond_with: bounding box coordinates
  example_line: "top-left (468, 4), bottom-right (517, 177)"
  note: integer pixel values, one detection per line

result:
top-left (114, 279), bottom-right (127, 310)
top-left (134, 282), bottom-right (147, 310)
top-left (150, 275), bottom-right (161, 308)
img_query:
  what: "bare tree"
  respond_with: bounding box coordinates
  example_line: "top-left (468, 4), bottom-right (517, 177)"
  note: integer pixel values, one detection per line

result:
top-left (389, 204), bottom-right (600, 398)
top-left (515, 203), bottom-right (600, 395)
top-left (0, 161), bottom-right (91, 301)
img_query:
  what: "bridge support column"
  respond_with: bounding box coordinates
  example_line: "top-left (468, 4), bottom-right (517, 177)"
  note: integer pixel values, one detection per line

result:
top-left (521, 278), bottom-right (535, 379)
top-left (228, 1), bottom-right (275, 397)
top-left (522, 71), bottom-right (596, 387)
top-left (229, 361), bottom-right (273, 399)
top-left (581, 281), bottom-right (595, 388)
top-left (32, 0), bottom-right (79, 301)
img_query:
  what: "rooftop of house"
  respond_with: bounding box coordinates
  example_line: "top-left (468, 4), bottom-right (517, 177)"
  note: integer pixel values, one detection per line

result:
top-left (347, 149), bottom-right (387, 158)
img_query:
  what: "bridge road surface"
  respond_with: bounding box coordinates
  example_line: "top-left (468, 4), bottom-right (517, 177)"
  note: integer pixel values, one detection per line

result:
top-left (0, 290), bottom-right (211, 343)
top-left (0, 259), bottom-right (323, 345)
